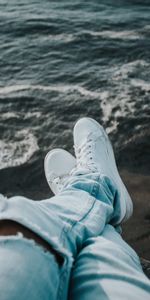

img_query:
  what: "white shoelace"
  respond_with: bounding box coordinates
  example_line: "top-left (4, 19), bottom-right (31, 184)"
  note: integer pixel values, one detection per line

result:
top-left (48, 172), bottom-right (70, 192)
top-left (74, 138), bottom-right (97, 172)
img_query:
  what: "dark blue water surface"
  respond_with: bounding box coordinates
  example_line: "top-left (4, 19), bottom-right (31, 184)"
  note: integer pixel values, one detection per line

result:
top-left (0, 0), bottom-right (150, 168)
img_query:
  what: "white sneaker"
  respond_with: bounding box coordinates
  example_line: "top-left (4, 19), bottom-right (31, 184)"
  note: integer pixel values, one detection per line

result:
top-left (73, 117), bottom-right (133, 224)
top-left (44, 149), bottom-right (76, 195)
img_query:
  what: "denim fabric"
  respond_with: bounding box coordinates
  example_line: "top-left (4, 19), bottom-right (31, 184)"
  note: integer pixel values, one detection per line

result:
top-left (0, 172), bottom-right (150, 299)
top-left (69, 224), bottom-right (150, 300)
top-left (0, 235), bottom-right (59, 300)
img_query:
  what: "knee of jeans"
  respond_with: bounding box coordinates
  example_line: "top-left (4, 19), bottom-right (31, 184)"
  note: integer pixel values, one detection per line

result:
top-left (0, 235), bottom-right (59, 300)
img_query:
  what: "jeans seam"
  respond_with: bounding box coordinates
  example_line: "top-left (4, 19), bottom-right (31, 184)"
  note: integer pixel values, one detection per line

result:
top-left (60, 194), bottom-right (95, 246)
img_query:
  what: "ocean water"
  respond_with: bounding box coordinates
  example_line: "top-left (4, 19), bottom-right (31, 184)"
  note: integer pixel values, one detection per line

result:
top-left (0, 0), bottom-right (150, 169)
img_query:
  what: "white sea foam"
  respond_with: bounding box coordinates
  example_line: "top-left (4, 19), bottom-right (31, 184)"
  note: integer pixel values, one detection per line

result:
top-left (0, 85), bottom-right (31, 94)
top-left (24, 112), bottom-right (41, 119)
top-left (0, 84), bottom-right (102, 99)
top-left (30, 29), bottom-right (142, 43)
top-left (39, 25), bottom-right (149, 43)
top-left (97, 90), bottom-right (119, 133)
top-left (101, 98), bottom-right (119, 134)
top-left (39, 33), bottom-right (75, 43)
top-left (100, 85), bottom-right (137, 133)
top-left (113, 60), bottom-right (149, 80)
top-left (1, 112), bottom-right (20, 120)
top-left (47, 33), bottom-right (74, 42)
top-left (131, 79), bottom-right (150, 91)
top-left (0, 130), bottom-right (39, 169)
top-left (1, 111), bottom-right (41, 121)
top-left (99, 91), bottom-right (111, 120)
top-left (143, 25), bottom-right (150, 31)
top-left (84, 30), bottom-right (141, 40)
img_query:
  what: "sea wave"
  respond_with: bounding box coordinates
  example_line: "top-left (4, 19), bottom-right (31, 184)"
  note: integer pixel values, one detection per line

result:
top-left (15, 28), bottom-right (146, 44)
top-left (0, 84), bottom-right (103, 98)
top-left (84, 30), bottom-right (142, 40)
top-left (43, 33), bottom-right (75, 42)
top-left (32, 29), bottom-right (143, 43)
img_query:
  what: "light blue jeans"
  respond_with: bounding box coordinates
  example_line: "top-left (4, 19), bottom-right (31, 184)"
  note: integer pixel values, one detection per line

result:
top-left (0, 172), bottom-right (150, 299)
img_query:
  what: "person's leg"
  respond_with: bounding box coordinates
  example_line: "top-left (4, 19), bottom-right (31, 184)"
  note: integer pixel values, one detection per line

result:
top-left (0, 117), bottom-right (134, 299)
top-left (0, 171), bottom-right (116, 300)
top-left (0, 234), bottom-right (59, 300)
top-left (69, 224), bottom-right (150, 300)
